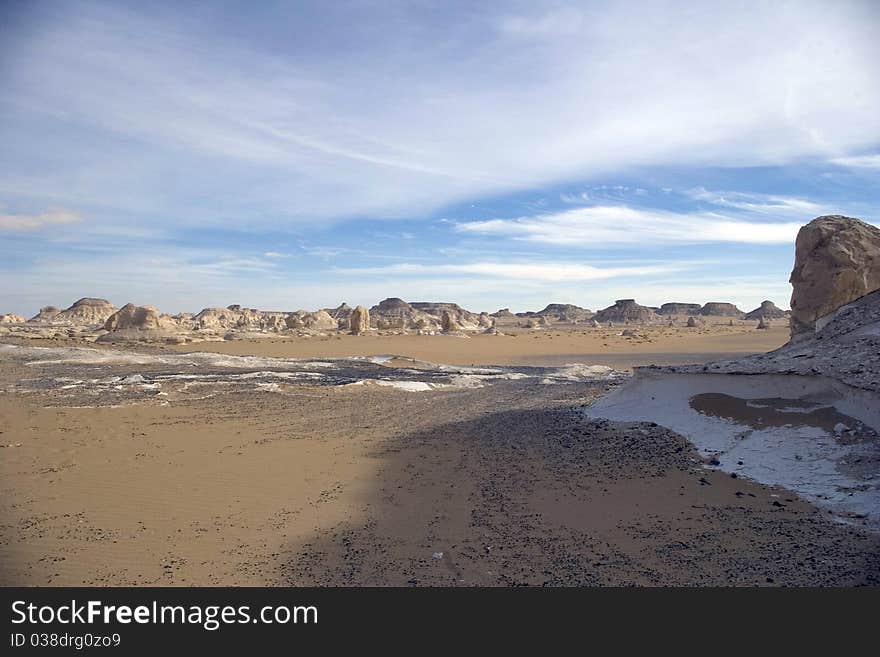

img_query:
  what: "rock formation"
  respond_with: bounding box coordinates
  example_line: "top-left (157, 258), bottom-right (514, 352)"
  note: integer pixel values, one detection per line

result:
top-left (686, 316), bottom-right (700, 328)
top-left (104, 303), bottom-right (165, 331)
top-left (699, 302), bottom-right (743, 317)
top-left (285, 310), bottom-right (337, 331)
top-left (593, 299), bottom-right (655, 324)
top-left (744, 300), bottom-right (788, 320)
top-left (535, 303), bottom-right (593, 322)
top-left (491, 308), bottom-right (515, 318)
top-left (0, 313), bottom-right (26, 324)
top-left (349, 305), bottom-right (370, 334)
top-left (789, 215), bottom-right (880, 338)
top-left (50, 298), bottom-right (118, 326)
top-left (756, 318), bottom-right (770, 329)
top-left (658, 302), bottom-right (701, 316)
top-left (28, 306), bottom-right (61, 322)
top-left (325, 303), bottom-right (353, 326)
top-left (411, 302), bottom-right (481, 328)
top-left (370, 298), bottom-right (418, 330)
top-left (441, 310), bottom-right (461, 333)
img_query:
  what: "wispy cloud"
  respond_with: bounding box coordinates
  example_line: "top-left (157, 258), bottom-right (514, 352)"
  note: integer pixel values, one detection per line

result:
top-left (455, 206), bottom-right (805, 246)
top-left (0, 207), bottom-right (82, 231)
top-left (2, 2), bottom-right (878, 223)
top-left (685, 188), bottom-right (828, 217)
top-left (829, 154), bottom-right (880, 169)
top-left (334, 261), bottom-right (690, 282)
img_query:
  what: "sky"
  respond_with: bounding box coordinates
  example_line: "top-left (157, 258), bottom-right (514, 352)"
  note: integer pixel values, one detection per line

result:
top-left (1, 0), bottom-right (879, 317)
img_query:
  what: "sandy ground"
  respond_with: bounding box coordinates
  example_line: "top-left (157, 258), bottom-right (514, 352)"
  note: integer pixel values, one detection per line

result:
top-left (167, 324), bottom-right (790, 368)
top-left (2, 324), bottom-right (877, 586)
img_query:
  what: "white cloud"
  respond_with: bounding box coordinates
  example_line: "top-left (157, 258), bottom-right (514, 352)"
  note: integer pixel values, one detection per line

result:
top-left (334, 261), bottom-right (690, 282)
top-left (455, 206), bottom-right (805, 246)
top-left (829, 154), bottom-right (880, 169)
top-left (0, 208), bottom-right (82, 231)
top-left (1, 2), bottom-right (878, 222)
top-left (685, 189), bottom-right (828, 217)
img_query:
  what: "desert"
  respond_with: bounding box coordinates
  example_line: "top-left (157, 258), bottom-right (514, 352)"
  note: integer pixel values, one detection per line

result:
top-left (1, 215), bottom-right (878, 586)
top-left (2, 3), bottom-right (879, 595)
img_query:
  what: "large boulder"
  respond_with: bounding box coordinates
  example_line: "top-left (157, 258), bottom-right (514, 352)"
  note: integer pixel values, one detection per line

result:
top-left (349, 306), bottom-right (370, 334)
top-left (0, 313), bottom-right (26, 324)
top-left (593, 299), bottom-right (655, 324)
top-left (743, 300), bottom-right (788, 320)
top-left (789, 215), bottom-right (880, 338)
top-left (700, 302), bottom-right (743, 317)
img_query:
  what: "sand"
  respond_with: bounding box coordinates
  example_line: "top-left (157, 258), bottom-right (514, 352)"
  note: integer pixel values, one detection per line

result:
top-left (2, 323), bottom-right (877, 586)
top-left (168, 324), bottom-right (790, 368)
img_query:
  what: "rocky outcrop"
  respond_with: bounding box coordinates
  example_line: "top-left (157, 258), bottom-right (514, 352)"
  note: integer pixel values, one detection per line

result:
top-left (410, 302), bottom-right (481, 328)
top-left (478, 312), bottom-right (494, 328)
top-left (744, 300), bottom-right (788, 320)
top-left (370, 298), bottom-right (418, 330)
top-left (593, 299), bottom-right (655, 324)
top-left (441, 310), bottom-right (461, 333)
top-left (700, 302), bottom-right (743, 317)
top-left (0, 313), bottom-right (26, 324)
top-left (325, 303), bottom-right (352, 325)
top-left (658, 302), bottom-right (701, 316)
top-left (686, 316), bottom-right (700, 328)
top-left (104, 304), bottom-right (166, 331)
top-left (349, 306), bottom-right (370, 334)
top-left (28, 306), bottom-right (61, 322)
top-left (536, 303), bottom-right (593, 322)
top-left (52, 298), bottom-right (118, 326)
top-left (756, 318), bottom-right (770, 329)
top-left (285, 310), bottom-right (337, 331)
top-left (789, 215), bottom-right (880, 338)
top-left (491, 308), bottom-right (515, 318)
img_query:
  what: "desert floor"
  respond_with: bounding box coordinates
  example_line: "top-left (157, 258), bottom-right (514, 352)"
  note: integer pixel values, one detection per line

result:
top-left (2, 324), bottom-right (878, 586)
top-left (171, 324), bottom-right (791, 368)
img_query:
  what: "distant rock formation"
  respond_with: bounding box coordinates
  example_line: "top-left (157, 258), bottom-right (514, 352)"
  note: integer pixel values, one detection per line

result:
top-left (658, 302), bottom-right (701, 316)
top-left (28, 306), bottom-right (61, 322)
top-left (286, 310), bottom-right (336, 331)
top-left (441, 310), bottom-right (461, 333)
top-left (0, 313), bottom-right (26, 324)
top-left (757, 318), bottom-right (770, 329)
top-left (594, 299), bottom-right (655, 324)
top-left (744, 300), bottom-right (788, 320)
top-left (53, 298), bottom-right (118, 326)
top-left (789, 215), bottom-right (880, 339)
top-left (349, 306), bottom-right (370, 334)
top-left (325, 302), bottom-right (352, 325)
top-left (411, 302), bottom-right (481, 328)
top-left (535, 303), bottom-right (593, 322)
top-left (491, 308), bottom-right (515, 318)
top-left (686, 316), bottom-right (700, 328)
top-left (700, 302), bottom-right (743, 317)
top-left (370, 298), bottom-right (418, 330)
top-left (104, 303), bottom-right (164, 331)
top-left (478, 312), bottom-right (494, 328)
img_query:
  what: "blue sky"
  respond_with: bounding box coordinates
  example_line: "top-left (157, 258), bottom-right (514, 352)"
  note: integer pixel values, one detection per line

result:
top-left (1, 0), bottom-right (878, 316)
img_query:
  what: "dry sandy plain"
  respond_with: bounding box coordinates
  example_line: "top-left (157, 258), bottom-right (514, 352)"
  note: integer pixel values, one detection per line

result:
top-left (2, 324), bottom-right (878, 586)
